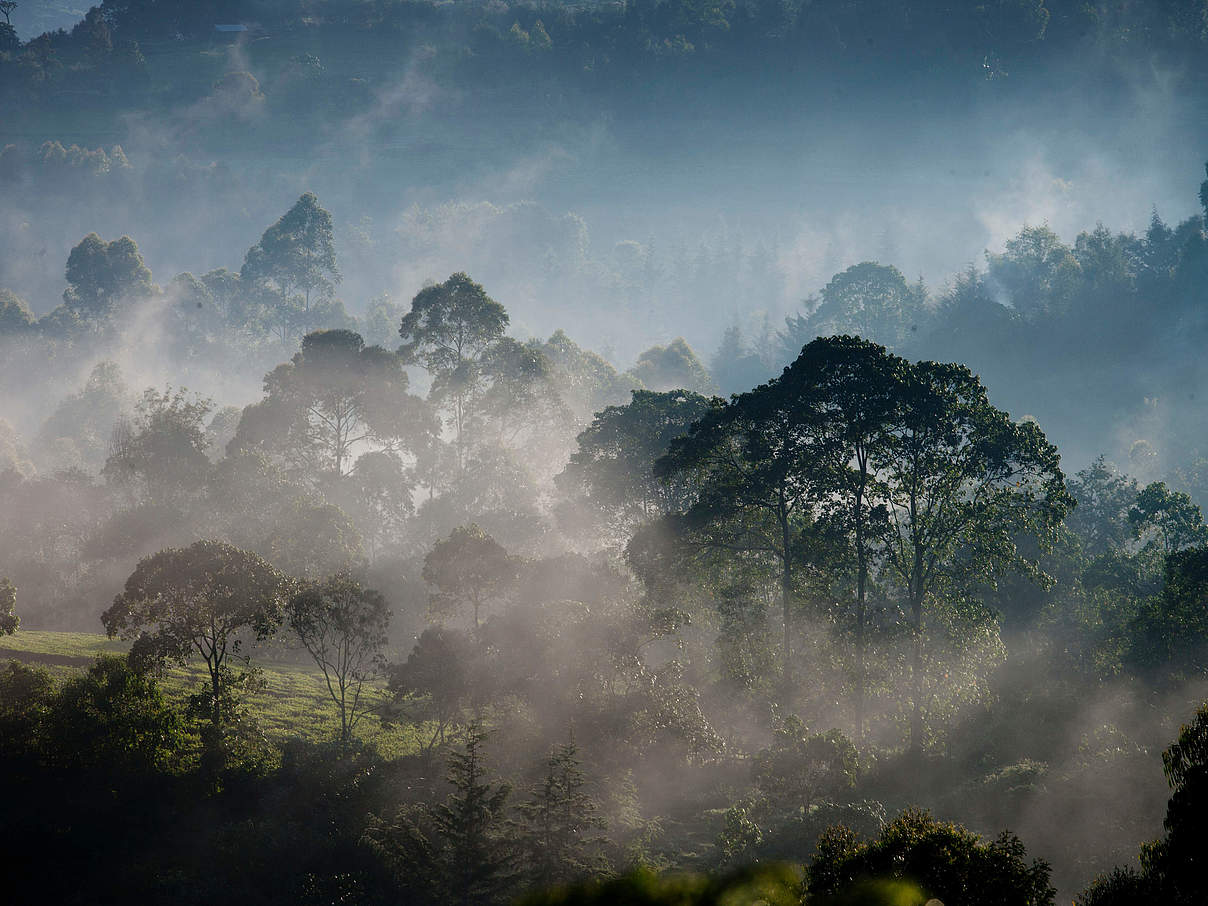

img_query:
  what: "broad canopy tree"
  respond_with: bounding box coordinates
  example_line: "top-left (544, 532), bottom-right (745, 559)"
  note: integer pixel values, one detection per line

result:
top-left (62, 232), bottom-right (153, 319)
top-left (399, 272), bottom-right (510, 473)
top-left (656, 337), bottom-right (1070, 745)
top-left (233, 328), bottom-right (435, 482)
top-left (102, 540), bottom-right (289, 736)
top-left (557, 388), bottom-right (714, 544)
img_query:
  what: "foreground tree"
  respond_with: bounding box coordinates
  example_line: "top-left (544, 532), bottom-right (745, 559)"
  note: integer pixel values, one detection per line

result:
top-left (806, 809), bottom-right (1055, 906)
top-left (366, 723), bottom-right (516, 906)
top-left (517, 741), bottom-right (608, 888)
top-left (287, 572), bottom-right (390, 745)
top-left (102, 541), bottom-right (289, 743)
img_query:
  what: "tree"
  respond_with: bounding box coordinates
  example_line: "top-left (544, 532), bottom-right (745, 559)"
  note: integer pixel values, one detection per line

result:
top-left (799, 262), bottom-right (928, 349)
top-left (63, 233), bottom-right (153, 318)
top-left (234, 328), bottom-right (435, 481)
top-left (785, 336), bottom-right (905, 739)
top-left (385, 626), bottom-right (477, 752)
top-left (0, 3), bottom-right (16, 27)
top-left (806, 809), bottom-right (1055, 906)
top-left (366, 723), bottom-right (516, 906)
top-left (533, 329), bottom-right (635, 420)
top-left (879, 361), bottom-right (1070, 751)
top-left (516, 741), bottom-right (608, 888)
top-left (43, 655), bottom-right (187, 777)
top-left (103, 386), bottom-right (212, 502)
top-left (0, 288), bottom-right (34, 334)
top-left (556, 388), bottom-right (713, 543)
top-left (986, 225), bottom-right (1081, 318)
top-left (1126, 546), bottom-right (1208, 678)
top-left (398, 272), bottom-right (510, 472)
top-left (287, 572), bottom-right (390, 745)
top-left (753, 716), bottom-right (858, 815)
top-left (36, 360), bottom-right (129, 471)
top-left (626, 337), bottom-right (718, 394)
top-left (423, 524), bottom-right (517, 633)
top-left (1066, 456), bottom-right (1139, 557)
top-left (0, 576), bottom-right (17, 634)
top-left (655, 363), bottom-right (836, 695)
top-left (101, 541), bottom-right (288, 742)
top-left (1079, 701), bottom-right (1208, 906)
top-left (241, 192), bottom-right (340, 339)
top-left (1128, 481), bottom-right (1208, 555)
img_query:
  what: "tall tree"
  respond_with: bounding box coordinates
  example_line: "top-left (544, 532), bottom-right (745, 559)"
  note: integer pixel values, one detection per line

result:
top-left (879, 361), bottom-right (1070, 751)
top-left (423, 524), bottom-right (517, 634)
top-left (656, 369), bottom-right (832, 696)
top-left (398, 272), bottom-right (509, 474)
top-left (241, 192), bottom-right (340, 339)
top-left (557, 388), bottom-right (713, 544)
top-left (103, 386), bottom-right (213, 502)
top-left (287, 572), bottom-right (390, 745)
top-left (786, 335), bottom-right (906, 739)
top-left (1128, 481), bottom-right (1208, 555)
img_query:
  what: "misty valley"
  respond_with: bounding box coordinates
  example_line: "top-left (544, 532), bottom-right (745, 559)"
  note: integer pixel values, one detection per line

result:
top-left (4, 2), bottom-right (1208, 905)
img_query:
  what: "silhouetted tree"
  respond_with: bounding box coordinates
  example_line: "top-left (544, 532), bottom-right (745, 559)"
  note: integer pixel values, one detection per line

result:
top-left (287, 572), bottom-right (390, 745)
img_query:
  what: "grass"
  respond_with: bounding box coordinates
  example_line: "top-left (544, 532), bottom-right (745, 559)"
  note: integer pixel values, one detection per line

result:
top-left (0, 630), bottom-right (426, 757)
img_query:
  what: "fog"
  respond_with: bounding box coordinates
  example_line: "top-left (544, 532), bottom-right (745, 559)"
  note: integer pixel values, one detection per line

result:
top-left (3, 4), bottom-right (1208, 906)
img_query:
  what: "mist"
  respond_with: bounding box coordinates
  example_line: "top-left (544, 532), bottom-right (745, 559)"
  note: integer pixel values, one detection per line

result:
top-left (3, 3), bottom-right (1208, 906)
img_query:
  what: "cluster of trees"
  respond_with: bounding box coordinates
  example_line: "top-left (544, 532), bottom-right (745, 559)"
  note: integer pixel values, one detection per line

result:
top-left (7, 0), bottom-right (1208, 108)
top-left (5, 131), bottom-right (1208, 906)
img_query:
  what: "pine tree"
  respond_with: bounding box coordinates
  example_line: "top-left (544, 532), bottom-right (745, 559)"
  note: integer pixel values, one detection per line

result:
top-left (433, 723), bottom-right (516, 905)
top-left (517, 740), bottom-right (608, 888)
top-left (365, 723), bottom-right (516, 905)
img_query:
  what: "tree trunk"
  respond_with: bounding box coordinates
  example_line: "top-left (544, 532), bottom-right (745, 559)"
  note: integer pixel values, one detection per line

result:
top-left (780, 502), bottom-right (793, 706)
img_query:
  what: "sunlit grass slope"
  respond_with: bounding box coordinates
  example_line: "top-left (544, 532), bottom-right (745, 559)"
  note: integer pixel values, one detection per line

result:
top-left (0, 630), bottom-right (423, 756)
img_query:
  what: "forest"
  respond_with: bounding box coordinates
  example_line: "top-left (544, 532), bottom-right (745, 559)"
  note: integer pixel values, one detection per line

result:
top-left (4, 1), bottom-right (1208, 905)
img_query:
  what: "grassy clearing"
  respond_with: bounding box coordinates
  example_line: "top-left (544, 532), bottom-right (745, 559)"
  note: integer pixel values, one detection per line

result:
top-left (0, 630), bottom-right (424, 757)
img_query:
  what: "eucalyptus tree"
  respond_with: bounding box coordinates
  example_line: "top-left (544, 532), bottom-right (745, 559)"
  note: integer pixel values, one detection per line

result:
top-left (398, 272), bottom-right (509, 474)
top-left (240, 192), bottom-right (340, 339)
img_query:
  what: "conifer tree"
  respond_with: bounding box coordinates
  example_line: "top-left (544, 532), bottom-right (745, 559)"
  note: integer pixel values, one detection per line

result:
top-left (517, 740), bottom-right (607, 888)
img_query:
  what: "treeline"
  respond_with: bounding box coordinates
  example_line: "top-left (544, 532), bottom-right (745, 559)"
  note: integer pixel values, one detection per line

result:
top-left (5, 0), bottom-right (1208, 109)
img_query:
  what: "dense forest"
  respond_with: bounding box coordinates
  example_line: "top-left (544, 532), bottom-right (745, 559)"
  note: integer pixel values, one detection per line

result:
top-left (4, 1), bottom-right (1208, 905)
